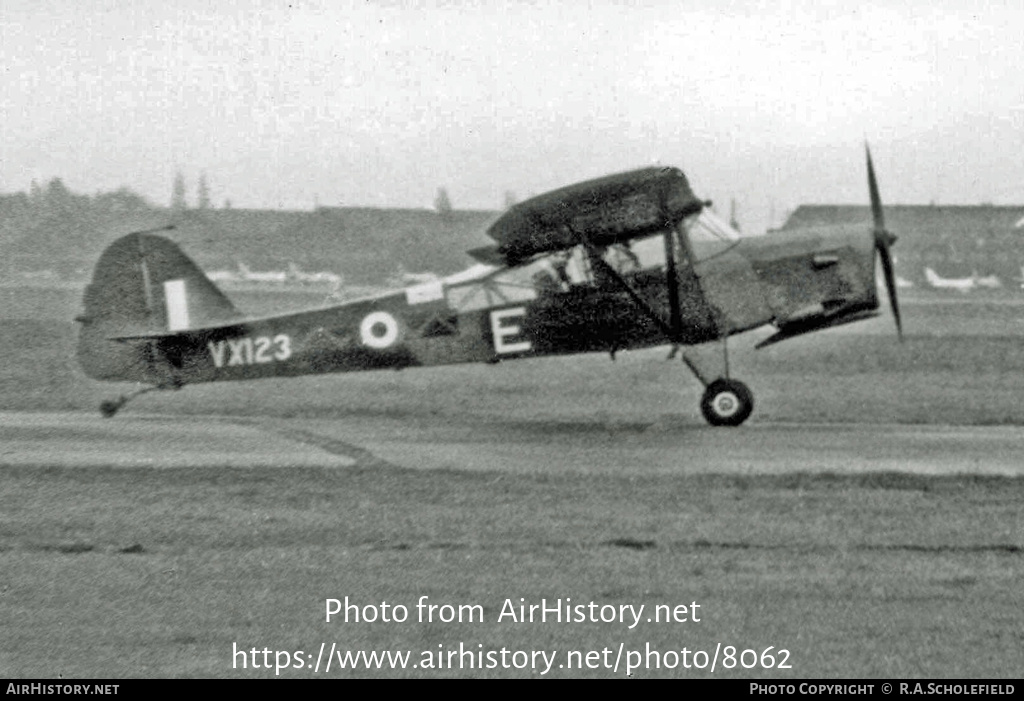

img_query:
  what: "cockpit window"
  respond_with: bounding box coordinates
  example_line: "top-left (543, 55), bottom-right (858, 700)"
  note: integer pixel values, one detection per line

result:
top-left (627, 233), bottom-right (667, 271)
top-left (683, 209), bottom-right (742, 262)
top-left (444, 207), bottom-right (746, 313)
top-left (446, 260), bottom-right (540, 312)
top-left (687, 209), bottom-right (742, 242)
top-left (445, 244), bottom-right (645, 312)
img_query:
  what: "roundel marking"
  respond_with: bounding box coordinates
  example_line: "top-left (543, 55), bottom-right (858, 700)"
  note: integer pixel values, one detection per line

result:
top-left (360, 311), bottom-right (400, 349)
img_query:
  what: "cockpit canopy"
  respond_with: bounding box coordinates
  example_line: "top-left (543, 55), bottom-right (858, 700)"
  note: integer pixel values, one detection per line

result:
top-left (446, 206), bottom-right (745, 313)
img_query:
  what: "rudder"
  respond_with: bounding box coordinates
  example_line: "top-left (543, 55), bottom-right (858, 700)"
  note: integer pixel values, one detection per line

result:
top-left (77, 231), bottom-right (242, 382)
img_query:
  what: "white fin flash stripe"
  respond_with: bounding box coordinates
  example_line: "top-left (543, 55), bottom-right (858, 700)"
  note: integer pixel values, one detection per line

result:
top-left (164, 279), bottom-right (190, 331)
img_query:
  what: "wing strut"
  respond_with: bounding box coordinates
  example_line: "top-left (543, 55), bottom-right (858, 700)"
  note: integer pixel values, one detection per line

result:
top-left (661, 223), bottom-right (685, 338)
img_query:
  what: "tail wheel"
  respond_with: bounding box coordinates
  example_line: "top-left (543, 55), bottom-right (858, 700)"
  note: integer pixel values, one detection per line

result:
top-left (99, 400), bottom-right (122, 418)
top-left (700, 379), bottom-right (754, 427)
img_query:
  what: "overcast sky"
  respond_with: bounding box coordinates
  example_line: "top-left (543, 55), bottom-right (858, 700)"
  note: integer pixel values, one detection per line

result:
top-left (3, 0), bottom-right (1023, 233)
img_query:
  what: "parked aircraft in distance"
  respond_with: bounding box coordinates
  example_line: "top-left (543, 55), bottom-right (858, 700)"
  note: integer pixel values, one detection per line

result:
top-left (924, 267), bottom-right (1002, 292)
top-left (287, 263), bottom-right (343, 287)
top-left (205, 268), bottom-right (241, 284)
top-left (237, 262), bottom-right (287, 284)
top-left (876, 272), bottom-right (913, 291)
top-left (77, 147), bottom-right (901, 426)
top-left (389, 265), bottom-right (441, 287)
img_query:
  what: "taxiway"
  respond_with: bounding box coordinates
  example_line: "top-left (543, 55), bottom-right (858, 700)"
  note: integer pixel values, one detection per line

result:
top-left (2, 411), bottom-right (1020, 476)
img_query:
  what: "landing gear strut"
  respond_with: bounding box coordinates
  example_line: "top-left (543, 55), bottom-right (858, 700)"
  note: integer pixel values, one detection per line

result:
top-left (582, 231), bottom-right (756, 426)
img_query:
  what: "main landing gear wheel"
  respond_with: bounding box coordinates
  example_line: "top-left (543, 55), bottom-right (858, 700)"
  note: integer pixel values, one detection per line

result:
top-left (700, 379), bottom-right (754, 427)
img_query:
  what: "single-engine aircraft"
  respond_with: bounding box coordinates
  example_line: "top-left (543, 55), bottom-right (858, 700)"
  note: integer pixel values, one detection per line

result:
top-left (77, 147), bottom-right (901, 426)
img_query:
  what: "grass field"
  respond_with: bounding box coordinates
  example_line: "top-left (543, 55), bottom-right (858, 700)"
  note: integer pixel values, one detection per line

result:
top-left (1, 284), bottom-right (1022, 678)
top-left (1, 465), bottom-right (1020, 678)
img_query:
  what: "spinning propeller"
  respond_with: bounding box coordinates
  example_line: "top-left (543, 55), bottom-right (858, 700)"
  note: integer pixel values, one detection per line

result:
top-left (866, 144), bottom-right (903, 340)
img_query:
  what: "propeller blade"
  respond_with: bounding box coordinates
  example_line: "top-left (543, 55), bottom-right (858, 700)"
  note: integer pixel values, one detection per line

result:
top-left (878, 243), bottom-right (903, 340)
top-left (866, 144), bottom-right (902, 340)
top-left (866, 144), bottom-right (885, 235)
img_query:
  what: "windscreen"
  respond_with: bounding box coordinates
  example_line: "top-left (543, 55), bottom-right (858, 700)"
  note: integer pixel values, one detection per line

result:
top-left (683, 209), bottom-right (743, 262)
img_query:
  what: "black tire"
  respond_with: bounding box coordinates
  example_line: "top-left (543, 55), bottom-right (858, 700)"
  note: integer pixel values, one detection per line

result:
top-left (700, 379), bottom-right (754, 427)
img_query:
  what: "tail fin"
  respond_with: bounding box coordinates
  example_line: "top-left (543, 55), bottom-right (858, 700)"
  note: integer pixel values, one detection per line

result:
top-left (77, 231), bottom-right (242, 382)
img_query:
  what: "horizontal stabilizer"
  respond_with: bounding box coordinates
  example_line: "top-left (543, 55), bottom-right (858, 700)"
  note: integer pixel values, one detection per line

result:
top-left (108, 321), bottom-right (247, 342)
